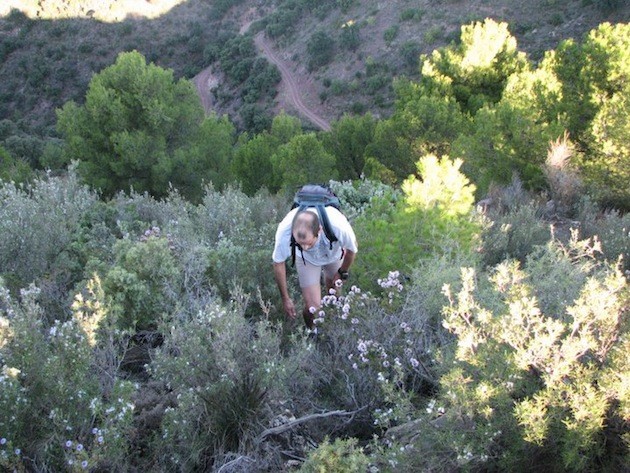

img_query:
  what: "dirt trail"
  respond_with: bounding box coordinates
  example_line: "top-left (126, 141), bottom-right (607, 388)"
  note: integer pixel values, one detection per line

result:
top-left (192, 27), bottom-right (330, 131)
top-left (192, 67), bottom-right (218, 115)
top-left (254, 32), bottom-right (330, 131)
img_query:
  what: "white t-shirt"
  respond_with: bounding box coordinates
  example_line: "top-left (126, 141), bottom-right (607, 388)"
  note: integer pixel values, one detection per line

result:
top-left (272, 207), bottom-right (358, 265)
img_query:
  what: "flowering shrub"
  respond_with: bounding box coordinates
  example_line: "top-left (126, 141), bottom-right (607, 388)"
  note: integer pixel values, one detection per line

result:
top-left (0, 280), bottom-right (136, 471)
top-left (0, 168), bottom-right (98, 319)
top-left (147, 302), bottom-right (290, 470)
top-left (310, 271), bottom-right (439, 435)
top-left (401, 235), bottom-right (629, 472)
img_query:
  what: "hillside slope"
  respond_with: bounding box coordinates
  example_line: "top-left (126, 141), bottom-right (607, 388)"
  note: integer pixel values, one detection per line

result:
top-left (0, 0), bottom-right (628, 133)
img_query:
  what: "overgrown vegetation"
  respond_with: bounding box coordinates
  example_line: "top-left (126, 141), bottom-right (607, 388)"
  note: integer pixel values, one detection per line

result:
top-left (0, 2), bottom-right (629, 471)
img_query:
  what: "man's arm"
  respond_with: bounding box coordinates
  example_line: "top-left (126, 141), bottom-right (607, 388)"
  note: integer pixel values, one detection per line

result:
top-left (339, 249), bottom-right (356, 273)
top-left (273, 261), bottom-right (296, 319)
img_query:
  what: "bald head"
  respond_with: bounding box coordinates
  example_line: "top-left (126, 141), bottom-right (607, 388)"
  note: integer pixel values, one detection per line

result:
top-left (292, 210), bottom-right (320, 243)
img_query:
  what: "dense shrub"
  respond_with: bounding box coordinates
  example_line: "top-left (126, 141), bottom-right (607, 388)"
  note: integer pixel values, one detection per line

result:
top-left (354, 154), bottom-right (480, 290)
top-left (397, 236), bottom-right (629, 472)
top-left (0, 281), bottom-right (136, 472)
top-left (0, 168), bottom-right (97, 301)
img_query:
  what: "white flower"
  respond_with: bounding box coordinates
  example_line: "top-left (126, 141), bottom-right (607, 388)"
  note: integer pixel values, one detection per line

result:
top-left (82, 460), bottom-right (89, 469)
top-left (76, 443), bottom-right (83, 451)
top-left (0, 438), bottom-right (6, 445)
top-left (410, 358), bottom-right (419, 368)
top-left (308, 306), bottom-right (317, 314)
top-left (65, 440), bottom-right (73, 448)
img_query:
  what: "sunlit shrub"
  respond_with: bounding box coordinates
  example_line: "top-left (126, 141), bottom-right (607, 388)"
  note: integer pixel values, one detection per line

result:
top-left (354, 154), bottom-right (480, 290)
top-left (299, 437), bottom-right (370, 472)
top-left (401, 235), bottom-right (629, 472)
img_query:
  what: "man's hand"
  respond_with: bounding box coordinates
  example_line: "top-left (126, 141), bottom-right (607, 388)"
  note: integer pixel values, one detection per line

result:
top-left (283, 297), bottom-right (297, 320)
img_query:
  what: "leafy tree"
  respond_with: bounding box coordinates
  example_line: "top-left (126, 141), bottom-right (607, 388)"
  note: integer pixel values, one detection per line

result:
top-left (232, 132), bottom-right (281, 195)
top-left (271, 133), bottom-right (337, 193)
top-left (363, 118), bottom-right (415, 183)
top-left (307, 30), bottom-right (336, 71)
top-left (270, 111), bottom-right (303, 143)
top-left (0, 145), bottom-right (32, 184)
top-left (354, 154), bottom-right (480, 289)
top-left (419, 19), bottom-right (528, 114)
top-left (452, 102), bottom-right (564, 196)
top-left (170, 114), bottom-right (236, 203)
top-left (551, 22), bottom-right (630, 139)
top-left (56, 51), bottom-right (208, 199)
top-left (322, 113), bottom-right (376, 180)
top-left (581, 84), bottom-right (630, 208)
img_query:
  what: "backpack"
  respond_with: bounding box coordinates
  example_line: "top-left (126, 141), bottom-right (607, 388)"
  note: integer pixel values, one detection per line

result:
top-left (290, 184), bottom-right (341, 266)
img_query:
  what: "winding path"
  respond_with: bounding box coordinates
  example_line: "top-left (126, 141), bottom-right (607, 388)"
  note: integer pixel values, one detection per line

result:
top-left (254, 32), bottom-right (330, 131)
top-left (192, 31), bottom-right (330, 131)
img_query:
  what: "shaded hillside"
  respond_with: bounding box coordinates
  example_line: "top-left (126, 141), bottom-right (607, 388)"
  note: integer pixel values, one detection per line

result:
top-left (0, 0), bottom-right (628, 134)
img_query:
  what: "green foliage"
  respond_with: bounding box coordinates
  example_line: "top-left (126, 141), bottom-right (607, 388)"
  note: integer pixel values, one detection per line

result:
top-left (299, 437), bottom-right (370, 472)
top-left (171, 113), bottom-right (236, 203)
top-left (307, 30), bottom-right (336, 71)
top-left (479, 200), bottom-right (551, 267)
top-left (56, 51), bottom-right (208, 200)
top-left (400, 41), bottom-right (422, 71)
top-left (551, 22), bottom-right (629, 139)
top-left (0, 145), bottom-right (32, 184)
top-left (340, 20), bottom-right (361, 51)
top-left (148, 303), bottom-right (286, 470)
top-left (453, 102), bottom-right (564, 195)
top-left (101, 231), bottom-right (182, 331)
top-left (400, 8), bottom-right (424, 22)
top-left (354, 154), bottom-right (480, 289)
top-left (580, 83), bottom-right (629, 208)
top-left (323, 113), bottom-right (376, 180)
top-left (0, 282), bottom-right (135, 471)
top-left (419, 19), bottom-right (529, 114)
top-left (392, 79), bottom-right (471, 158)
top-left (383, 25), bottom-right (399, 45)
top-left (271, 133), bottom-right (338, 193)
top-left (232, 132), bottom-right (280, 195)
top-left (0, 168), bottom-right (97, 297)
top-left (429, 238), bottom-right (629, 471)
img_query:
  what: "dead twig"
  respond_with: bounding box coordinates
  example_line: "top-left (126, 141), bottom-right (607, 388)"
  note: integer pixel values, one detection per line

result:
top-left (258, 408), bottom-right (365, 442)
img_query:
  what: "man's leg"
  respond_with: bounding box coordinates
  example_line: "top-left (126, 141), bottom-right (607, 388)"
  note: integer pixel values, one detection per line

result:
top-left (295, 259), bottom-right (323, 329)
top-left (323, 260), bottom-right (343, 296)
top-left (301, 284), bottom-right (321, 329)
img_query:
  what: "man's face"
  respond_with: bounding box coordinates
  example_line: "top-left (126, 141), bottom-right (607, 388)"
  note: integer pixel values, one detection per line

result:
top-left (293, 229), bottom-right (319, 250)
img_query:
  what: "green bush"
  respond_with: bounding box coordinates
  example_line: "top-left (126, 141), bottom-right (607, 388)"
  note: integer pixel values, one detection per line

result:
top-left (354, 155), bottom-right (480, 290)
top-left (383, 25), bottom-right (399, 45)
top-left (299, 437), bottom-right (370, 472)
top-left (307, 30), bottom-right (336, 71)
top-left (101, 232), bottom-right (182, 331)
top-left (408, 236), bottom-right (629, 472)
top-left (0, 281), bottom-right (136, 471)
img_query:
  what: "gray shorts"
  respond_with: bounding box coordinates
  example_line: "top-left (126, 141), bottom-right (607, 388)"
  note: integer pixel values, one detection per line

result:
top-left (295, 258), bottom-right (342, 288)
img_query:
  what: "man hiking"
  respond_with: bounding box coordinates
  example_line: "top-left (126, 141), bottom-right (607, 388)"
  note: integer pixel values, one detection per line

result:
top-left (272, 205), bottom-right (358, 330)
